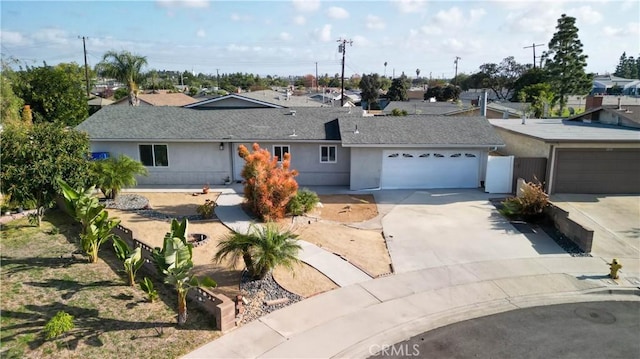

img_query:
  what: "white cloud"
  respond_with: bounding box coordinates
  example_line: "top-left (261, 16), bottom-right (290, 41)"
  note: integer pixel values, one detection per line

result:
top-left (420, 25), bottom-right (442, 35)
top-left (230, 13), bottom-right (251, 22)
top-left (293, 15), bottom-right (306, 25)
top-left (31, 28), bottom-right (69, 46)
top-left (0, 30), bottom-right (29, 46)
top-left (292, 0), bottom-right (320, 12)
top-left (434, 7), bottom-right (463, 25)
top-left (196, 29), bottom-right (206, 38)
top-left (279, 32), bottom-right (292, 41)
top-left (441, 38), bottom-right (465, 52)
top-left (327, 6), bottom-right (349, 20)
top-left (394, 0), bottom-right (427, 13)
top-left (470, 8), bottom-right (486, 22)
top-left (352, 35), bottom-right (371, 47)
top-left (569, 5), bottom-right (602, 25)
top-left (226, 44), bottom-right (250, 52)
top-left (366, 15), bottom-right (385, 30)
top-left (604, 22), bottom-right (640, 37)
top-left (156, 0), bottom-right (209, 8)
top-left (315, 24), bottom-right (332, 42)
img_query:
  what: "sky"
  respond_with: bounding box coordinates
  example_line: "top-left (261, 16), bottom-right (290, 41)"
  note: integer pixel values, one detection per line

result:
top-left (1, 0), bottom-right (638, 79)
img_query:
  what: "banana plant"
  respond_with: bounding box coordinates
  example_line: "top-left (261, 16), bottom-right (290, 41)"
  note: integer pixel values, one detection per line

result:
top-left (58, 179), bottom-right (103, 238)
top-left (112, 237), bottom-right (144, 286)
top-left (152, 219), bottom-right (216, 325)
top-left (82, 210), bottom-right (120, 263)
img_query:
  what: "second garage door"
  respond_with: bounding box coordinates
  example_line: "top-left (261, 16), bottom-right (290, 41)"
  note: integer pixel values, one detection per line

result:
top-left (553, 148), bottom-right (640, 194)
top-left (381, 149), bottom-right (480, 189)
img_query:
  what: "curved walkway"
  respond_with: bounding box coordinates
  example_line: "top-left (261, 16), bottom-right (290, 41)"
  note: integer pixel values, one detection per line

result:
top-left (215, 186), bottom-right (372, 287)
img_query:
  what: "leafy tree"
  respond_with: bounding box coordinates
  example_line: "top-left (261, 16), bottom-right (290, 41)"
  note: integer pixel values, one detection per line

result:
top-left (387, 75), bottom-right (410, 101)
top-left (451, 73), bottom-right (470, 90)
top-left (511, 68), bottom-right (549, 102)
top-left (92, 155), bottom-right (148, 199)
top-left (152, 219), bottom-right (217, 325)
top-left (96, 50), bottom-right (148, 106)
top-left (238, 143), bottom-right (299, 221)
top-left (1, 60), bottom-right (24, 125)
top-left (1, 123), bottom-right (92, 224)
top-left (613, 52), bottom-right (639, 79)
top-left (478, 56), bottom-right (527, 100)
top-left (519, 83), bottom-right (554, 118)
top-left (424, 85), bottom-right (461, 102)
top-left (12, 63), bottom-right (88, 126)
top-left (359, 73), bottom-right (382, 110)
top-left (112, 237), bottom-right (144, 286)
top-left (214, 222), bottom-right (301, 280)
top-left (543, 14), bottom-right (593, 115)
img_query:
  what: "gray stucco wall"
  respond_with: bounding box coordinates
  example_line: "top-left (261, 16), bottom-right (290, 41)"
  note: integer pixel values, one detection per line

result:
top-left (598, 110), bottom-right (640, 129)
top-left (90, 141), bottom-right (232, 185)
top-left (349, 147), bottom-right (383, 190)
top-left (231, 142), bottom-right (350, 186)
top-left (494, 128), bottom-right (550, 158)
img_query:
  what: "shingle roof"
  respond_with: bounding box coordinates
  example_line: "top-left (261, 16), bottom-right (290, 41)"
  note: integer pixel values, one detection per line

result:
top-left (490, 118), bottom-right (640, 142)
top-left (383, 100), bottom-right (472, 115)
top-left (76, 106), bottom-right (347, 141)
top-left (113, 92), bottom-right (197, 106)
top-left (339, 116), bottom-right (505, 147)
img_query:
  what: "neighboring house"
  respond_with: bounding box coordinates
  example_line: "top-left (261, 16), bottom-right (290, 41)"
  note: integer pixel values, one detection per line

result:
top-left (591, 75), bottom-right (637, 95)
top-left (112, 91), bottom-right (198, 107)
top-left (569, 96), bottom-right (640, 129)
top-left (490, 118), bottom-right (640, 194)
top-left (383, 100), bottom-right (472, 116)
top-left (240, 89), bottom-right (326, 107)
top-left (76, 106), bottom-right (504, 191)
top-left (185, 93), bottom-right (286, 109)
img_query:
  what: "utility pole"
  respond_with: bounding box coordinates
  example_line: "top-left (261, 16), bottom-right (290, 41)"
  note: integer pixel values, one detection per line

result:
top-left (216, 69), bottom-right (220, 91)
top-left (78, 36), bottom-right (90, 97)
top-left (337, 38), bottom-right (352, 106)
top-left (315, 62), bottom-right (319, 93)
top-left (454, 56), bottom-right (461, 85)
top-left (523, 43), bottom-right (545, 68)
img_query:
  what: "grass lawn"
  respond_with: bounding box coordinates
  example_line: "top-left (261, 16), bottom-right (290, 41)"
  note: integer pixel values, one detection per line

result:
top-left (0, 210), bottom-right (220, 359)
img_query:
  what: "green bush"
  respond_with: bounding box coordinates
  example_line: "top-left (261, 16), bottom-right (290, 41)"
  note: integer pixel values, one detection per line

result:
top-left (140, 277), bottom-right (158, 302)
top-left (287, 188), bottom-right (319, 216)
top-left (43, 311), bottom-right (74, 340)
top-left (196, 199), bottom-right (217, 219)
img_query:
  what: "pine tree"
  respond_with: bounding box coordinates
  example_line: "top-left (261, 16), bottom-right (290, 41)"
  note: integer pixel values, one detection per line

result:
top-left (543, 14), bottom-right (593, 115)
top-left (614, 52), bottom-right (628, 77)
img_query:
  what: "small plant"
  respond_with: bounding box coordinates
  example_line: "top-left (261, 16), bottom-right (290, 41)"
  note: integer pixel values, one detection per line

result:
top-left (43, 311), bottom-right (74, 341)
top-left (500, 181), bottom-right (549, 220)
top-left (196, 199), bottom-right (217, 219)
top-left (140, 277), bottom-right (158, 302)
top-left (112, 237), bottom-right (144, 286)
top-left (287, 188), bottom-right (319, 216)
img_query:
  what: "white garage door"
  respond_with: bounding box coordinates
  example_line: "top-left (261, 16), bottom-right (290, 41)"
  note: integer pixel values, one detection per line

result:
top-left (381, 149), bottom-right (480, 189)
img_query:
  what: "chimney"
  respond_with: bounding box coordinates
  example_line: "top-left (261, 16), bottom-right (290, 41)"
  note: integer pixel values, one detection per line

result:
top-left (480, 90), bottom-right (487, 117)
top-left (585, 95), bottom-right (603, 110)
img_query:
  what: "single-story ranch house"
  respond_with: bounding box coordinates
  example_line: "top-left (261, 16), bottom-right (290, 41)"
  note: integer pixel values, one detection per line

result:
top-left (76, 106), bottom-right (505, 190)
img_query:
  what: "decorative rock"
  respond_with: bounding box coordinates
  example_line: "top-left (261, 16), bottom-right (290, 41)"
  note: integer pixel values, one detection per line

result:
top-left (238, 271), bottom-right (302, 325)
top-left (264, 298), bottom-right (290, 306)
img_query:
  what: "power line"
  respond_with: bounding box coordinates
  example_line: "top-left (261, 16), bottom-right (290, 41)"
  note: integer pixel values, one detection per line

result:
top-left (337, 38), bottom-right (353, 106)
top-left (523, 43), bottom-right (545, 69)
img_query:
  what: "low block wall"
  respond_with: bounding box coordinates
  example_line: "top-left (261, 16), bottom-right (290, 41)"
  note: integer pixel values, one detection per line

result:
top-left (112, 225), bottom-right (236, 332)
top-left (544, 204), bottom-right (594, 253)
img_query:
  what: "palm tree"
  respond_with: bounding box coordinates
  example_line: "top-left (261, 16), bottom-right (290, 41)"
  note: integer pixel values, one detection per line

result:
top-left (96, 50), bottom-right (148, 106)
top-left (214, 222), bottom-right (301, 280)
top-left (92, 155), bottom-right (148, 199)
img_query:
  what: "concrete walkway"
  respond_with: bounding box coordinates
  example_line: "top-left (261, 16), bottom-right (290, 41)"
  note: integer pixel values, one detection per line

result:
top-left (215, 185), bottom-right (371, 287)
top-left (183, 256), bottom-right (640, 359)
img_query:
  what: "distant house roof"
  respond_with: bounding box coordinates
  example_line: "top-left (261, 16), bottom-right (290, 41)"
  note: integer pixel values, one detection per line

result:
top-left (112, 91), bottom-right (198, 107)
top-left (239, 90), bottom-right (326, 107)
top-left (490, 118), bottom-right (640, 143)
top-left (339, 116), bottom-right (505, 147)
top-left (568, 105), bottom-right (640, 128)
top-left (87, 97), bottom-right (114, 106)
top-left (185, 93), bottom-right (286, 109)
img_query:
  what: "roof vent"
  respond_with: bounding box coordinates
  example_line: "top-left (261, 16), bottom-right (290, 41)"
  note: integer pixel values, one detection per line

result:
top-left (290, 110), bottom-right (296, 116)
top-left (354, 125), bottom-right (359, 134)
top-left (289, 129), bottom-right (297, 137)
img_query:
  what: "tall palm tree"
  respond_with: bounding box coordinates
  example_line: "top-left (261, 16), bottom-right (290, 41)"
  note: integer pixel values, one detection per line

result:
top-left (92, 155), bottom-right (148, 199)
top-left (214, 223), bottom-right (301, 280)
top-left (96, 50), bottom-right (148, 106)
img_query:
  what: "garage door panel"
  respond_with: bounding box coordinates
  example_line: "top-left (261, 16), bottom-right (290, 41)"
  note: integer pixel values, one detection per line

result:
top-left (381, 150), bottom-right (480, 189)
top-left (554, 149), bottom-right (640, 194)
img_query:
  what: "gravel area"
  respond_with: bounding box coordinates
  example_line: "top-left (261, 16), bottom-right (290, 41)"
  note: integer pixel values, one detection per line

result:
top-left (238, 271), bottom-right (303, 325)
top-left (104, 194), bottom-right (208, 221)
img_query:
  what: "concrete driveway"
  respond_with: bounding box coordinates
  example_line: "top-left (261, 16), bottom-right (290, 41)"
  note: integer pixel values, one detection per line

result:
top-left (381, 189), bottom-right (569, 274)
top-left (550, 194), bottom-right (640, 273)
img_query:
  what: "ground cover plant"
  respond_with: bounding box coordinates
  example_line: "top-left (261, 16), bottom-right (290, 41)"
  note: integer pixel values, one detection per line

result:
top-left (0, 212), bottom-right (220, 359)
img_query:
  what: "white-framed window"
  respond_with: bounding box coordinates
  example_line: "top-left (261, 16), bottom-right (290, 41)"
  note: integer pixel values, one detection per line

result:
top-left (139, 144), bottom-right (169, 167)
top-left (273, 145), bottom-right (290, 162)
top-left (320, 145), bottom-right (337, 163)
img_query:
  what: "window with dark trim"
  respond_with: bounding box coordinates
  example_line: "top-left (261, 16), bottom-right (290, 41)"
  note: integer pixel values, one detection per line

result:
top-left (139, 144), bottom-right (168, 167)
top-left (465, 153), bottom-right (477, 158)
top-left (434, 153), bottom-right (445, 158)
top-left (419, 153), bottom-right (430, 158)
top-left (387, 153), bottom-right (399, 158)
top-left (273, 145), bottom-right (290, 162)
top-left (320, 145), bottom-right (337, 163)
top-left (402, 153), bottom-right (414, 158)
top-left (451, 153), bottom-right (462, 158)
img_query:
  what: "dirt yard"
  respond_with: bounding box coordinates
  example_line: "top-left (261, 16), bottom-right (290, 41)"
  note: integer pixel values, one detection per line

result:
top-left (114, 192), bottom-right (391, 299)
